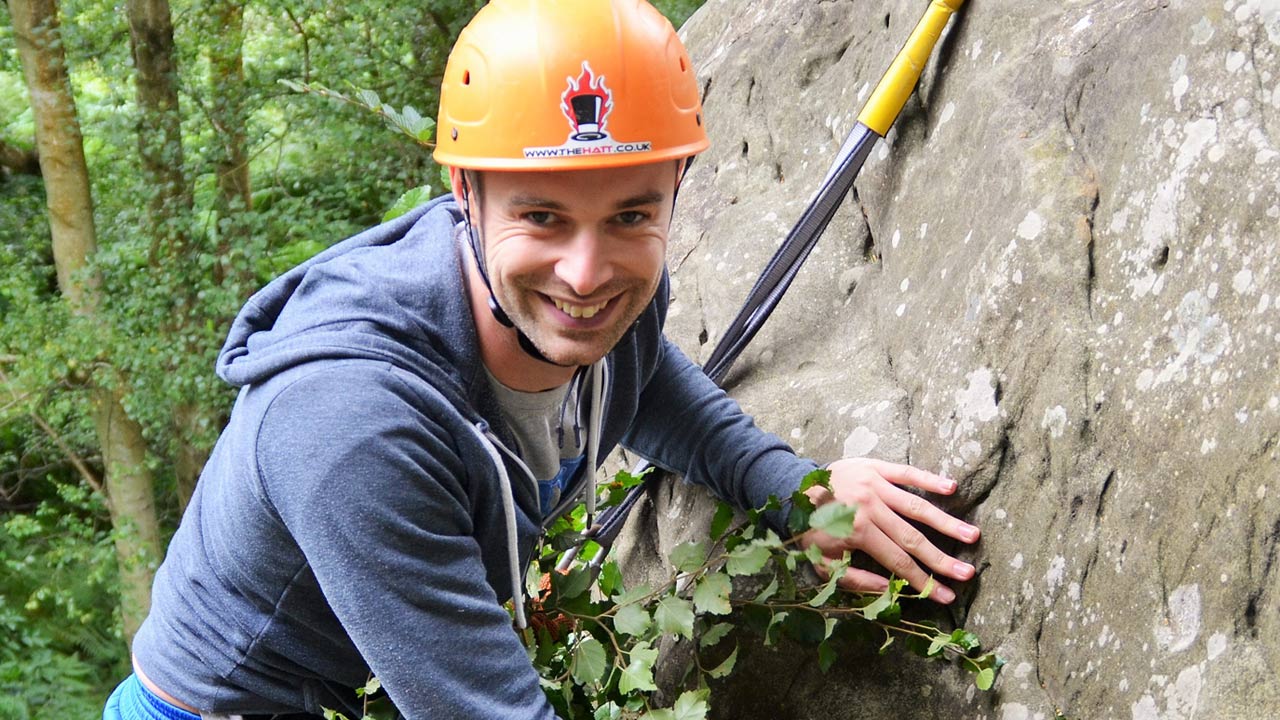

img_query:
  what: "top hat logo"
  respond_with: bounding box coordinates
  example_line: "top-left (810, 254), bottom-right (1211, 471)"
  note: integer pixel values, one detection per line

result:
top-left (560, 61), bottom-right (614, 142)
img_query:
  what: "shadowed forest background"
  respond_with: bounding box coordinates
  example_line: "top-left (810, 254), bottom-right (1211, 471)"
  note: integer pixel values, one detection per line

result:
top-left (0, 1), bottom-right (702, 715)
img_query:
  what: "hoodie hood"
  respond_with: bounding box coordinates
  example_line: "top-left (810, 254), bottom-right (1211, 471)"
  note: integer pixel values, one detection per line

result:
top-left (216, 195), bottom-right (478, 410)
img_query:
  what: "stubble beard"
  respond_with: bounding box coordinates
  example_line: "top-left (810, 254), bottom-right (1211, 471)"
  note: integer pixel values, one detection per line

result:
top-left (497, 275), bottom-right (659, 367)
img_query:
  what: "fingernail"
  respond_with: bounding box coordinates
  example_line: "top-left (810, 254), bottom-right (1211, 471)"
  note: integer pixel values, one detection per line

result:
top-left (936, 586), bottom-right (955, 603)
top-left (954, 561), bottom-right (974, 578)
top-left (942, 478), bottom-right (958, 492)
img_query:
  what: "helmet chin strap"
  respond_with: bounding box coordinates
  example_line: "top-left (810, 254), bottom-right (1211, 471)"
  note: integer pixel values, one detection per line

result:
top-left (461, 173), bottom-right (577, 369)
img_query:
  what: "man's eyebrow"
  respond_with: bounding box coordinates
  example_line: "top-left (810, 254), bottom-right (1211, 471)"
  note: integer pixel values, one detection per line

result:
top-left (614, 191), bottom-right (665, 209)
top-left (507, 195), bottom-right (568, 211)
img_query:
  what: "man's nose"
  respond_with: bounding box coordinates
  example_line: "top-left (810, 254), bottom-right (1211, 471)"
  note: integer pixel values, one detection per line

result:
top-left (554, 229), bottom-right (613, 297)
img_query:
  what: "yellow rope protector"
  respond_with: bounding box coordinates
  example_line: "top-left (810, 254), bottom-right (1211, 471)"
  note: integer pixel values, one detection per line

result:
top-left (856, 0), bottom-right (965, 137)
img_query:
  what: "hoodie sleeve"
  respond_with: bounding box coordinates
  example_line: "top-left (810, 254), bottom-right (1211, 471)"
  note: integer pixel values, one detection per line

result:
top-left (255, 362), bottom-right (558, 720)
top-left (621, 337), bottom-right (818, 533)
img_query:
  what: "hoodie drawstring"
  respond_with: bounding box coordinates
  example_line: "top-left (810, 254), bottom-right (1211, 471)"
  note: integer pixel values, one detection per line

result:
top-left (469, 357), bottom-right (610, 631)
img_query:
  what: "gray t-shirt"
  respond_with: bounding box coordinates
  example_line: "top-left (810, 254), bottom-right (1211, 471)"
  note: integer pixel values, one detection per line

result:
top-left (484, 368), bottom-right (587, 514)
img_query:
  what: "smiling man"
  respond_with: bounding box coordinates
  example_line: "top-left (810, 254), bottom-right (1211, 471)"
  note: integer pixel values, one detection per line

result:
top-left (109, 1), bottom-right (980, 719)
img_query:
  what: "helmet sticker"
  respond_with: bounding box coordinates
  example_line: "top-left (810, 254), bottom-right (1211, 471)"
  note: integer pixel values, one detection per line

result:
top-left (523, 62), bottom-right (653, 159)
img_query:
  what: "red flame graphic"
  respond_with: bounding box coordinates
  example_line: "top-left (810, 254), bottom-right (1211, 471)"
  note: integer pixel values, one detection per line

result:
top-left (560, 61), bottom-right (613, 134)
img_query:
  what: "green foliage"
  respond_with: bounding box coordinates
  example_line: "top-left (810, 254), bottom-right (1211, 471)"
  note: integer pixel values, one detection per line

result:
top-left (3, 0), bottom-right (710, 713)
top-left (520, 474), bottom-right (1005, 718)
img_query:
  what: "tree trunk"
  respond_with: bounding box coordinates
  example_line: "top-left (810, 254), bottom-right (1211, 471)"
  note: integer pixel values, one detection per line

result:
top-left (125, 0), bottom-right (192, 258)
top-left (10, 0), bottom-right (162, 643)
top-left (126, 0), bottom-right (218, 508)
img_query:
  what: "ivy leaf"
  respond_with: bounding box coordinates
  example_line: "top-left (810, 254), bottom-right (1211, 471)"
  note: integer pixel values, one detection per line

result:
top-left (551, 567), bottom-right (592, 602)
top-left (699, 622), bottom-right (733, 649)
top-left (594, 702), bottom-right (623, 720)
top-left (382, 185), bottom-right (433, 222)
top-left (950, 628), bottom-right (981, 652)
top-left (927, 634), bottom-right (950, 657)
top-left (571, 636), bottom-right (607, 687)
top-left (692, 572), bottom-right (732, 615)
top-left (655, 595), bottom-right (695, 639)
top-left (726, 542), bottom-right (771, 576)
top-left (599, 560), bottom-right (623, 598)
top-left (861, 589), bottom-right (895, 621)
top-left (709, 502), bottom-right (736, 540)
top-left (753, 576), bottom-right (779, 604)
top-left (670, 540), bottom-right (708, 573)
top-left (799, 468), bottom-right (832, 492)
top-left (669, 688), bottom-right (711, 720)
top-left (707, 644), bottom-right (738, 679)
top-left (919, 576), bottom-right (936, 600)
top-left (878, 634), bottom-right (894, 654)
top-left (809, 502), bottom-right (857, 538)
top-left (620, 642), bottom-right (659, 694)
top-left (807, 556), bottom-right (848, 607)
top-left (614, 586), bottom-right (654, 637)
top-left (817, 640), bottom-right (838, 673)
top-left (975, 667), bottom-right (996, 691)
top-left (764, 611), bottom-right (788, 646)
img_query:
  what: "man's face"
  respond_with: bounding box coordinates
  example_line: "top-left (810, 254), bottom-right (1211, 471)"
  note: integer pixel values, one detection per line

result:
top-left (461, 161), bottom-right (678, 367)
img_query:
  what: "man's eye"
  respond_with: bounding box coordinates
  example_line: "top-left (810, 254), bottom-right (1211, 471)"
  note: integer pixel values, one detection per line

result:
top-left (523, 211), bottom-right (556, 225)
top-left (615, 210), bottom-right (649, 225)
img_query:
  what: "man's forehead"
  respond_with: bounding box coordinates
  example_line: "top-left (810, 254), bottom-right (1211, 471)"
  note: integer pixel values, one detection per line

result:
top-left (481, 162), bottom-right (679, 207)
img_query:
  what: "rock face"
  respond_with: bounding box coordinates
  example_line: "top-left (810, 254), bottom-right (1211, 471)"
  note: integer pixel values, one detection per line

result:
top-left (614, 0), bottom-right (1280, 717)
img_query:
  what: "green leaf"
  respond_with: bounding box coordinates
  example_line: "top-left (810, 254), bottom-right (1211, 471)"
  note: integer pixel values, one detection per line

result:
top-left (619, 642), bottom-right (659, 694)
top-left (927, 635), bottom-right (949, 657)
top-left (799, 468), bottom-right (832, 492)
top-left (753, 576), bottom-right (779, 603)
top-left (615, 603), bottom-right (653, 638)
top-left (707, 644), bottom-right (738, 678)
top-left (817, 640), bottom-right (838, 673)
top-left (670, 541), bottom-right (708, 573)
top-left (861, 590), bottom-right (894, 621)
top-left (765, 611), bottom-right (788, 646)
top-left (809, 502), bottom-right (857, 538)
top-left (700, 622), bottom-right (733, 649)
top-left (950, 629), bottom-right (981, 652)
top-left (360, 676), bottom-right (380, 696)
top-left (878, 634), bottom-right (894, 654)
top-left (709, 502), bottom-right (736, 540)
top-left (355, 88), bottom-right (381, 109)
top-left (976, 667), bottom-right (996, 691)
top-left (382, 185), bottom-right (433, 222)
top-left (919, 576), bottom-right (936, 600)
top-left (725, 542), bottom-right (771, 576)
top-left (551, 567), bottom-right (592, 602)
top-left (807, 556), bottom-right (847, 607)
top-left (692, 572), bottom-right (732, 615)
top-left (654, 595), bottom-right (695, 639)
top-left (787, 490), bottom-right (817, 535)
top-left (669, 689), bottom-right (710, 720)
top-left (571, 636), bottom-right (607, 687)
top-left (594, 702), bottom-right (623, 720)
top-left (599, 560), bottom-right (623, 598)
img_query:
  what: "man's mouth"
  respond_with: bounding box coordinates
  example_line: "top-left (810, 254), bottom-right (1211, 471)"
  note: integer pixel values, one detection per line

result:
top-left (550, 296), bottom-right (610, 319)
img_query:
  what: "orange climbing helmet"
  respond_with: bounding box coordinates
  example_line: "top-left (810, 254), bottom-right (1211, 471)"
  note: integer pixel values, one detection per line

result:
top-left (434, 0), bottom-right (709, 171)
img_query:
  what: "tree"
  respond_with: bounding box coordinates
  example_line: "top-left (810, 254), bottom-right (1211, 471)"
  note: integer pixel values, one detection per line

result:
top-left (9, 0), bottom-right (162, 642)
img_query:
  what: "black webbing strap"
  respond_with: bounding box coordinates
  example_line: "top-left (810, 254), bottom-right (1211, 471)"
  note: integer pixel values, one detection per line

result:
top-left (575, 122), bottom-right (884, 570)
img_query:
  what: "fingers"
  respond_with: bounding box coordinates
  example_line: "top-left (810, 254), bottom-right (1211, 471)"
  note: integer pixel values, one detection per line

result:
top-left (859, 458), bottom-right (958, 495)
top-left (883, 482), bottom-right (981, 544)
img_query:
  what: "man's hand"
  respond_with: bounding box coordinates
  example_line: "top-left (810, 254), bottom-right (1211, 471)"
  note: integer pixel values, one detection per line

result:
top-left (798, 458), bottom-right (980, 604)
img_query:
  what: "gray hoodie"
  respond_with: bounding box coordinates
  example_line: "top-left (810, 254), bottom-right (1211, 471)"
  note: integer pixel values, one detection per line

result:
top-left (132, 196), bottom-right (816, 718)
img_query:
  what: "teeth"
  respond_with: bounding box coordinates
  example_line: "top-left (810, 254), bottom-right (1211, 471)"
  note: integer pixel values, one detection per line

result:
top-left (552, 297), bottom-right (608, 319)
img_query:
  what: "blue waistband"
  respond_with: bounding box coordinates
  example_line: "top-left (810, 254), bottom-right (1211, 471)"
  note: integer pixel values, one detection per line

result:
top-left (104, 674), bottom-right (202, 720)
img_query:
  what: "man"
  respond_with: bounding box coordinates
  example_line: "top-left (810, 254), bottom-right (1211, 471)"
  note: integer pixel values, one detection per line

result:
top-left (108, 1), bottom-right (980, 718)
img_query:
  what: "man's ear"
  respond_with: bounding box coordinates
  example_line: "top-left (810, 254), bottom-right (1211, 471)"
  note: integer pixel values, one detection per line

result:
top-left (448, 166), bottom-right (467, 205)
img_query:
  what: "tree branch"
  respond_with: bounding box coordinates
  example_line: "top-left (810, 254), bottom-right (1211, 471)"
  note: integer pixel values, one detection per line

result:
top-left (0, 137), bottom-right (40, 175)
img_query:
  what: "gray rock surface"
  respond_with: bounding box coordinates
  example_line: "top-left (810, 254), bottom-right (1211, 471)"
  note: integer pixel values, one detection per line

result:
top-left (613, 1), bottom-right (1280, 717)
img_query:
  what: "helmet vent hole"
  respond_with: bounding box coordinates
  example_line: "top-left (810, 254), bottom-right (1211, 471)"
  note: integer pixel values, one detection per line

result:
top-left (680, 57), bottom-right (687, 72)
top-left (696, 113), bottom-right (702, 126)
top-left (463, 70), bottom-right (471, 85)
top-left (451, 127), bottom-right (459, 141)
